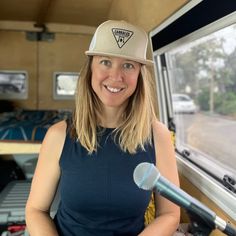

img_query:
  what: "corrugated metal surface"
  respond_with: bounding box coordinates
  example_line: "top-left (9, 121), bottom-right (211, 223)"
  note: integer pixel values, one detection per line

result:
top-left (0, 180), bottom-right (60, 224)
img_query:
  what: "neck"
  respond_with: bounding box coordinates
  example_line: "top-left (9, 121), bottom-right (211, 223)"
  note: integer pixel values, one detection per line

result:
top-left (98, 106), bottom-right (125, 128)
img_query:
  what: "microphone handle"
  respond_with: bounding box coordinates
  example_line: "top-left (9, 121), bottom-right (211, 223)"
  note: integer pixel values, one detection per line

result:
top-left (156, 176), bottom-right (216, 220)
top-left (223, 221), bottom-right (236, 236)
top-left (214, 216), bottom-right (236, 236)
top-left (189, 201), bottom-right (216, 228)
top-left (156, 177), bottom-right (236, 235)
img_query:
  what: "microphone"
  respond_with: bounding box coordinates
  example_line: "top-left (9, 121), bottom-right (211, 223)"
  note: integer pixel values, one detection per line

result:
top-left (133, 162), bottom-right (236, 236)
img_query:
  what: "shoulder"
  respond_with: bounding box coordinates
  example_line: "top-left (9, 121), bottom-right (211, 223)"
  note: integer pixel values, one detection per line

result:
top-left (152, 119), bottom-right (172, 142)
top-left (151, 119), bottom-right (175, 161)
top-left (40, 120), bottom-right (67, 154)
top-left (46, 120), bottom-right (67, 139)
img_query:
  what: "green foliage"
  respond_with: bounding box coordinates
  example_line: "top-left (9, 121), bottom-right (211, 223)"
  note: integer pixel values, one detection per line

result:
top-left (215, 93), bottom-right (236, 116)
top-left (197, 88), bottom-right (209, 111)
top-left (198, 90), bottom-right (236, 116)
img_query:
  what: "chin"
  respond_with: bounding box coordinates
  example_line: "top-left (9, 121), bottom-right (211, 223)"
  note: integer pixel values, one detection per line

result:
top-left (104, 102), bottom-right (123, 108)
top-left (102, 99), bottom-right (127, 108)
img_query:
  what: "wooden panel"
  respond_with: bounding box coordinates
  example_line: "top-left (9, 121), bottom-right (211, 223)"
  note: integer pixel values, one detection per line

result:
top-left (0, 0), bottom-right (42, 22)
top-left (37, 32), bottom-right (92, 110)
top-left (0, 0), bottom-right (113, 27)
top-left (108, 0), bottom-right (188, 32)
top-left (0, 141), bottom-right (41, 154)
top-left (46, 0), bottom-right (113, 26)
top-left (0, 30), bottom-right (37, 109)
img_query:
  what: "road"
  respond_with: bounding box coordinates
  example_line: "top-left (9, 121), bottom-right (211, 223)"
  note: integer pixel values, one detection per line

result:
top-left (174, 112), bottom-right (236, 173)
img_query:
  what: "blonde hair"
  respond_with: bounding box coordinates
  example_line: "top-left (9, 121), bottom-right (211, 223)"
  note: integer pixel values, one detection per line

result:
top-left (72, 57), bottom-right (156, 154)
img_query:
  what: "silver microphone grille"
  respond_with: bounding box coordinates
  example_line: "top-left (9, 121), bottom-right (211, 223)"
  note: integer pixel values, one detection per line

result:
top-left (133, 162), bottom-right (160, 190)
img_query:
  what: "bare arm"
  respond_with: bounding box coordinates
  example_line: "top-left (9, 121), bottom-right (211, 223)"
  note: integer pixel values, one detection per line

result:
top-left (139, 120), bottom-right (180, 236)
top-left (25, 120), bottom-right (67, 236)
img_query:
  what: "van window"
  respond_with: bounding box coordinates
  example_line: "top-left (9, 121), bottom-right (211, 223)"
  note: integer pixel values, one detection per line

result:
top-left (167, 22), bottom-right (236, 185)
top-left (53, 72), bottom-right (79, 100)
top-left (150, 1), bottom-right (236, 219)
top-left (0, 71), bottom-right (28, 99)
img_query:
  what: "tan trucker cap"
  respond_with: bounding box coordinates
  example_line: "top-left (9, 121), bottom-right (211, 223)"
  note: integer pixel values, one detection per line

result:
top-left (85, 20), bottom-right (153, 65)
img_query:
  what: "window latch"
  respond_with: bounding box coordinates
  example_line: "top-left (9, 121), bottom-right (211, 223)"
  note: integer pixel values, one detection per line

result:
top-left (223, 175), bottom-right (236, 193)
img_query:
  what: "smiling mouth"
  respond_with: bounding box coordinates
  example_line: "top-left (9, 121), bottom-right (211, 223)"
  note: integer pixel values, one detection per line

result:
top-left (105, 85), bottom-right (124, 93)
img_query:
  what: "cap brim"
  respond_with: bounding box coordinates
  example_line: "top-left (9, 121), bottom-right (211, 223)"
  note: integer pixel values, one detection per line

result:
top-left (85, 51), bottom-right (153, 66)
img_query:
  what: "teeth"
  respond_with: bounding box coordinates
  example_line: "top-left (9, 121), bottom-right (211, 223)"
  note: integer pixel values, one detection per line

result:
top-left (106, 86), bottom-right (122, 93)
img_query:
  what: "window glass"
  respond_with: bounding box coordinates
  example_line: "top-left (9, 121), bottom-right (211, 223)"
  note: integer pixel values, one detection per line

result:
top-left (53, 72), bottom-right (79, 100)
top-left (166, 24), bottom-right (236, 183)
top-left (0, 71), bottom-right (28, 99)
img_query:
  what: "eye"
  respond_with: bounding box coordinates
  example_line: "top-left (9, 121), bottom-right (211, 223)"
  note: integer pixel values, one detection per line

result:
top-left (123, 63), bottom-right (135, 69)
top-left (100, 59), bottom-right (112, 67)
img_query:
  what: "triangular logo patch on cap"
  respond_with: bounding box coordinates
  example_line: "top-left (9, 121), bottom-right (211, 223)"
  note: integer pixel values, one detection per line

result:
top-left (112, 28), bottom-right (134, 48)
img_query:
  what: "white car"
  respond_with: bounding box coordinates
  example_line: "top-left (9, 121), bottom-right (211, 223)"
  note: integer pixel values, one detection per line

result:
top-left (172, 94), bottom-right (197, 114)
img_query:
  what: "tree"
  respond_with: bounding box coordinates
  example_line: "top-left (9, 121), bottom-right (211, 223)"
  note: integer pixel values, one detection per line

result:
top-left (169, 35), bottom-right (236, 116)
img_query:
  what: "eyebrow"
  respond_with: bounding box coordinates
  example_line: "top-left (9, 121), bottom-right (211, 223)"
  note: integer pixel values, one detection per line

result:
top-left (98, 56), bottom-right (138, 64)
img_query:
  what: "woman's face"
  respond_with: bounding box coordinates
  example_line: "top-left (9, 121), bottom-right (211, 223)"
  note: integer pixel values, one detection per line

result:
top-left (91, 56), bottom-right (141, 109)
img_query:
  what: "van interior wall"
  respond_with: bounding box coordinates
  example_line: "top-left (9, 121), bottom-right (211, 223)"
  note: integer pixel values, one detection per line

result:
top-left (108, 0), bottom-right (188, 32)
top-left (37, 33), bottom-right (91, 110)
top-left (0, 30), bottom-right (92, 110)
top-left (0, 0), bottom-right (187, 112)
top-left (0, 30), bottom-right (37, 110)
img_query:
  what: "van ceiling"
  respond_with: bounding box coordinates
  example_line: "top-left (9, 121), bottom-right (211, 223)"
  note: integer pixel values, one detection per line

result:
top-left (0, 0), bottom-right (113, 28)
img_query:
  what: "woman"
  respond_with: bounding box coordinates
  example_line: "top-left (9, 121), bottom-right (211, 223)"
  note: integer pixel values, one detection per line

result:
top-left (25, 20), bottom-right (180, 236)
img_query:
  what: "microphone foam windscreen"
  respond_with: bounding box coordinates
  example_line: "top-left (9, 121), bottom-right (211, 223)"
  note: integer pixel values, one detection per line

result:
top-left (133, 162), bottom-right (160, 190)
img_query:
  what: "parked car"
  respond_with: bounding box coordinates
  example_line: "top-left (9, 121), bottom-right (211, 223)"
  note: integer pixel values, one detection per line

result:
top-left (172, 93), bottom-right (197, 114)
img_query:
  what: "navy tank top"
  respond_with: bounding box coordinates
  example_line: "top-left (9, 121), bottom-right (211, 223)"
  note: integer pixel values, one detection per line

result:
top-left (54, 126), bottom-right (156, 236)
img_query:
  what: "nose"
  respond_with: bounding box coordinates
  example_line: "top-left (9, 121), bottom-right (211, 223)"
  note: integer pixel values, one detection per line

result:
top-left (109, 67), bottom-right (123, 82)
